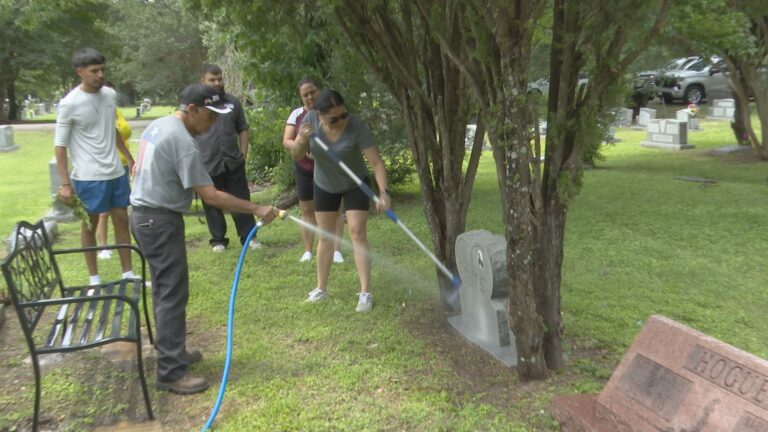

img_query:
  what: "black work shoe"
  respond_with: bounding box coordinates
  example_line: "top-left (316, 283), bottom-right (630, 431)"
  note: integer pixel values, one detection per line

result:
top-left (183, 349), bottom-right (203, 365)
top-left (156, 374), bottom-right (209, 395)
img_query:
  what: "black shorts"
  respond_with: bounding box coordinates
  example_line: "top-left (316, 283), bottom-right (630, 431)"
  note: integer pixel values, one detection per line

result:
top-left (314, 178), bottom-right (371, 212)
top-left (295, 164), bottom-right (314, 201)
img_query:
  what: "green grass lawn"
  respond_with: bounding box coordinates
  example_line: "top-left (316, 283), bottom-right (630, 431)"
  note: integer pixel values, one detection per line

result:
top-left (0, 117), bottom-right (766, 431)
top-left (30, 105), bottom-right (177, 122)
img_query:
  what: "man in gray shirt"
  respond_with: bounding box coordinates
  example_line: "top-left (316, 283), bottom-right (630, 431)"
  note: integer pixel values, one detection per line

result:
top-left (130, 83), bottom-right (276, 395)
top-left (196, 64), bottom-right (258, 252)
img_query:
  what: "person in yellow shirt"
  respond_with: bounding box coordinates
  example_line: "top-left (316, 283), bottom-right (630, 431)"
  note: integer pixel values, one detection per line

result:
top-left (97, 82), bottom-right (134, 260)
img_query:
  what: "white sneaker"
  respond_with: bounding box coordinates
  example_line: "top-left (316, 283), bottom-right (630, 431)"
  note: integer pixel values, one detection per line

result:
top-left (305, 288), bottom-right (328, 302)
top-left (212, 245), bottom-right (226, 253)
top-left (249, 239), bottom-right (263, 250)
top-left (97, 250), bottom-right (113, 260)
top-left (299, 251), bottom-right (313, 262)
top-left (356, 292), bottom-right (373, 313)
top-left (333, 251), bottom-right (344, 263)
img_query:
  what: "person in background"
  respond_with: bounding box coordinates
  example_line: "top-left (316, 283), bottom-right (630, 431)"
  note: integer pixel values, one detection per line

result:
top-left (292, 90), bottom-right (391, 313)
top-left (54, 48), bottom-right (136, 285)
top-left (196, 64), bottom-right (259, 253)
top-left (130, 83), bottom-right (277, 394)
top-left (96, 81), bottom-right (132, 260)
top-left (282, 78), bottom-right (345, 263)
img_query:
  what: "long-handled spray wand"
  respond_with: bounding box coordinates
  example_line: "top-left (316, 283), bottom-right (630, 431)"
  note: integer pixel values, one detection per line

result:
top-left (310, 133), bottom-right (461, 288)
top-left (201, 209), bottom-right (287, 432)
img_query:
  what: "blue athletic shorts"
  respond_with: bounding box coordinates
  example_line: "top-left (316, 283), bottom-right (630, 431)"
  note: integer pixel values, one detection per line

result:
top-left (72, 172), bottom-right (131, 214)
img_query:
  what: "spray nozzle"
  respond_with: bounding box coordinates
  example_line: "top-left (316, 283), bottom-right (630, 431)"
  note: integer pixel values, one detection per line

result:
top-left (273, 207), bottom-right (288, 220)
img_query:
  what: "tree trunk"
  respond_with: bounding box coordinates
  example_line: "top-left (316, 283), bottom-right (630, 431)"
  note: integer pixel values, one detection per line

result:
top-left (0, 80), bottom-right (5, 122)
top-left (490, 114), bottom-right (548, 381)
top-left (536, 198), bottom-right (566, 371)
top-left (6, 78), bottom-right (17, 121)
top-left (731, 96), bottom-right (750, 146)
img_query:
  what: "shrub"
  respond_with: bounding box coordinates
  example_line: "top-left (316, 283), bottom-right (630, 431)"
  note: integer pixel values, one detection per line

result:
top-left (244, 105), bottom-right (293, 188)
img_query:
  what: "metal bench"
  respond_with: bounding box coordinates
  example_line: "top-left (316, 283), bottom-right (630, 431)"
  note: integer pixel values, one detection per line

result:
top-left (1, 220), bottom-right (154, 431)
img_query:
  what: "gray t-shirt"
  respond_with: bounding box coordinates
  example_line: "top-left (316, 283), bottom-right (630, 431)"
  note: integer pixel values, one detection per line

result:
top-left (194, 92), bottom-right (249, 176)
top-left (130, 115), bottom-right (213, 213)
top-left (54, 86), bottom-right (124, 181)
top-left (302, 111), bottom-right (375, 193)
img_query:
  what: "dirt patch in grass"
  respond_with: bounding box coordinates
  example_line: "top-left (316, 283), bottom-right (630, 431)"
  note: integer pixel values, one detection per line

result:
top-left (0, 302), bottom-right (230, 432)
top-left (404, 299), bottom-right (614, 429)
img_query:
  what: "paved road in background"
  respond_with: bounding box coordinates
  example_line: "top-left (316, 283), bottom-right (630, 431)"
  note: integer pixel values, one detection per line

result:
top-left (7, 119), bottom-right (153, 132)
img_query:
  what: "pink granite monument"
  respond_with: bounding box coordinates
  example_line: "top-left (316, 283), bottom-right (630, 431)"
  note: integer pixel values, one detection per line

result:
top-left (550, 315), bottom-right (768, 431)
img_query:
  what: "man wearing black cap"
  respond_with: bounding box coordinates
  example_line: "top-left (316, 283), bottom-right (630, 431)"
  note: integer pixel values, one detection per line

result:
top-left (130, 83), bottom-right (277, 394)
top-left (196, 64), bottom-right (258, 253)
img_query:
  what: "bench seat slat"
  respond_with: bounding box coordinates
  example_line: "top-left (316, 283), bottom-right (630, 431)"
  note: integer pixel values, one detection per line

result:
top-left (45, 304), bottom-right (69, 348)
top-left (111, 283), bottom-right (128, 339)
top-left (61, 287), bottom-right (88, 347)
top-left (95, 284), bottom-right (114, 341)
top-left (78, 285), bottom-right (102, 345)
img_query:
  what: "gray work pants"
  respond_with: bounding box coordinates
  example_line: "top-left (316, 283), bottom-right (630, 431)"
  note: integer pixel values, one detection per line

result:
top-left (130, 206), bottom-right (192, 382)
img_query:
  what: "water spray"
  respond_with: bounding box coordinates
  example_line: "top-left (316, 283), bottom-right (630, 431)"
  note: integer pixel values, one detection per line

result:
top-left (202, 208), bottom-right (287, 432)
top-left (310, 133), bottom-right (460, 288)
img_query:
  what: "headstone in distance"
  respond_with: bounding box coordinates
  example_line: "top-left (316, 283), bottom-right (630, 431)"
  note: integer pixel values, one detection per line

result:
top-left (0, 125), bottom-right (19, 153)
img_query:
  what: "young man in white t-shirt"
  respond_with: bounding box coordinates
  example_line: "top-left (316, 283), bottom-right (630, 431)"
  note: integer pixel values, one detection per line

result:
top-left (54, 47), bottom-right (136, 285)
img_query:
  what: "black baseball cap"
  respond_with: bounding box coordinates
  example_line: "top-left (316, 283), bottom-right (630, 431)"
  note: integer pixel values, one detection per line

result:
top-left (179, 84), bottom-right (232, 114)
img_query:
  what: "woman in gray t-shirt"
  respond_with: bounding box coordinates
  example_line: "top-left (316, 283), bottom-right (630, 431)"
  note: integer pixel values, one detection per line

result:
top-left (291, 90), bottom-right (391, 313)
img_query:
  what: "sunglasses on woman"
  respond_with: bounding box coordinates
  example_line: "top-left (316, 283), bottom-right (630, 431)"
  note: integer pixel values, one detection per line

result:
top-left (328, 112), bottom-right (349, 124)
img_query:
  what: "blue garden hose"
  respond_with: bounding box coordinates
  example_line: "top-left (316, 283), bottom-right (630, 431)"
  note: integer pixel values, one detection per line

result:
top-left (201, 216), bottom-right (275, 431)
top-left (310, 133), bottom-right (461, 288)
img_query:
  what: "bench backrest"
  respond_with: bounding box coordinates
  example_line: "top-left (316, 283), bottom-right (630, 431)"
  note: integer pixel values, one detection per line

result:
top-left (1, 220), bottom-right (63, 333)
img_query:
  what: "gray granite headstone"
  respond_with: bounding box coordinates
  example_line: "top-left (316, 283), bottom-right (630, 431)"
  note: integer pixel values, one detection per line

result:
top-left (708, 98), bottom-right (735, 120)
top-left (0, 126), bottom-right (18, 153)
top-left (6, 220), bottom-right (57, 253)
top-left (46, 157), bottom-right (76, 222)
top-left (613, 107), bottom-right (633, 127)
top-left (447, 230), bottom-right (517, 366)
top-left (676, 109), bottom-right (701, 131)
top-left (604, 126), bottom-right (619, 143)
top-left (641, 119), bottom-right (694, 150)
top-left (636, 107), bottom-right (656, 128)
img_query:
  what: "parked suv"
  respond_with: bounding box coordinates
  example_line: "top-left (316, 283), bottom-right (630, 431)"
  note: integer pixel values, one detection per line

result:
top-left (658, 56), bottom-right (732, 104)
top-left (631, 57), bottom-right (699, 106)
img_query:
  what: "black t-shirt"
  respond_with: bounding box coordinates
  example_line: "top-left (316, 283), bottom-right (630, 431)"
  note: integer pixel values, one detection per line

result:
top-left (195, 92), bottom-right (249, 176)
